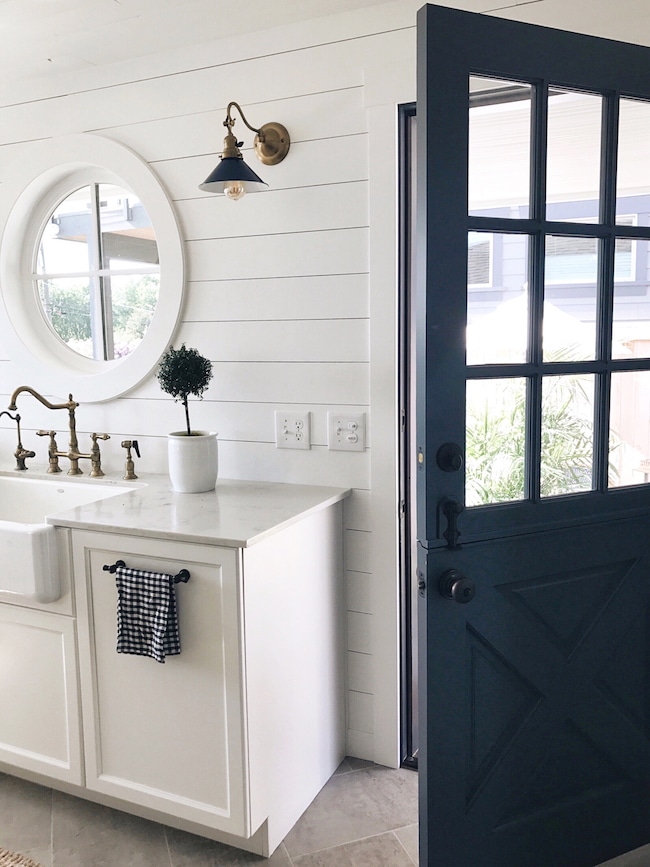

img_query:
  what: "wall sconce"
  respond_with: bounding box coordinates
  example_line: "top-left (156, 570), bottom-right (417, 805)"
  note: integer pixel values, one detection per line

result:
top-left (199, 101), bottom-right (290, 201)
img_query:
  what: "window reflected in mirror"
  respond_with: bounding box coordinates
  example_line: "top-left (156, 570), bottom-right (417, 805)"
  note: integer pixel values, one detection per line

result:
top-left (35, 183), bottom-right (160, 361)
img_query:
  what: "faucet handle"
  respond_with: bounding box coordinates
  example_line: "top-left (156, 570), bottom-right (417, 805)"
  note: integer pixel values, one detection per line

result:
top-left (36, 429), bottom-right (62, 473)
top-left (121, 439), bottom-right (140, 480)
top-left (89, 433), bottom-right (110, 478)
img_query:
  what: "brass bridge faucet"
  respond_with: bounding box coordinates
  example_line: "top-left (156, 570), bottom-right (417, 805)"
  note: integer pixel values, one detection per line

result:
top-left (8, 386), bottom-right (102, 476)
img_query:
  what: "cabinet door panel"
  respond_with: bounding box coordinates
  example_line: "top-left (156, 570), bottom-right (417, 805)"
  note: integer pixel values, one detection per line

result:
top-left (0, 605), bottom-right (82, 784)
top-left (72, 532), bottom-right (250, 837)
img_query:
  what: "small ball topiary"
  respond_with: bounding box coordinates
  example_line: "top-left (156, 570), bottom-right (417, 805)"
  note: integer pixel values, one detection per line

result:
top-left (157, 344), bottom-right (213, 436)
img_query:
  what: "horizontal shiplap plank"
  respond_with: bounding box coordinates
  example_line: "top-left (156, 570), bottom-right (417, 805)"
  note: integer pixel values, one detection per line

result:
top-left (98, 87), bottom-right (367, 164)
top-left (187, 228), bottom-right (368, 281)
top-left (348, 611), bottom-right (372, 655)
top-left (216, 439), bottom-right (370, 488)
top-left (346, 729), bottom-right (374, 760)
top-left (348, 690), bottom-right (374, 735)
top-left (348, 651), bottom-right (373, 694)
top-left (179, 319), bottom-right (368, 363)
top-left (346, 528), bottom-right (372, 574)
top-left (347, 571), bottom-right (372, 614)
top-left (183, 274), bottom-right (369, 322)
top-left (177, 180), bottom-right (369, 241)
top-left (344, 489), bottom-right (371, 531)
top-left (0, 35), bottom-right (366, 140)
top-left (130, 361), bottom-right (369, 405)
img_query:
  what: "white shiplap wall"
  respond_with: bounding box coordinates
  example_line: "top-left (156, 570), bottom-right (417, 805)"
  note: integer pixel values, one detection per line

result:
top-left (0, 0), bottom-right (418, 765)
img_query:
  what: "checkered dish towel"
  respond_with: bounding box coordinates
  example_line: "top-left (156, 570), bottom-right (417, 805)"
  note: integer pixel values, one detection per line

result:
top-left (115, 564), bottom-right (181, 663)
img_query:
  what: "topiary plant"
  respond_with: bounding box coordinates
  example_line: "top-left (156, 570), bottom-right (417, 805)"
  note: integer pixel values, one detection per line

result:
top-left (157, 344), bottom-right (213, 436)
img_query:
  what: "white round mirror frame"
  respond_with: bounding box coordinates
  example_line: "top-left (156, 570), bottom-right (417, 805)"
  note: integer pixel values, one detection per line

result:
top-left (0, 134), bottom-right (184, 403)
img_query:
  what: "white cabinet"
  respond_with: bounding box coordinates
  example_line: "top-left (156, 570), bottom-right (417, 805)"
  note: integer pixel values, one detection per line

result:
top-left (72, 532), bottom-right (250, 835)
top-left (0, 603), bottom-right (83, 784)
top-left (70, 498), bottom-right (344, 856)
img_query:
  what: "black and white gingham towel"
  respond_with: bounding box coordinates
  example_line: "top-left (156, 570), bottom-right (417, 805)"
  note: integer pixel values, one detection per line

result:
top-left (115, 564), bottom-right (181, 663)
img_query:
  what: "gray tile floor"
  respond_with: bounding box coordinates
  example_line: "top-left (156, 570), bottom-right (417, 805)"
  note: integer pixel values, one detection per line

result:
top-left (0, 758), bottom-right (419, 866)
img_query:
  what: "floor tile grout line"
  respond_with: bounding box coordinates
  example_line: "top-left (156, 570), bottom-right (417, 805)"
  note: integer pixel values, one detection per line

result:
top-left (282, 841), bottom-right (299, 866)
top-left (391, 829), bottom-right (418, 866)
top-left (49, 786), bottom-right (54, 867)
top-left (163, 827), bottom-right (175, 867)
top-left (287, 828), bottom-right (412, 862)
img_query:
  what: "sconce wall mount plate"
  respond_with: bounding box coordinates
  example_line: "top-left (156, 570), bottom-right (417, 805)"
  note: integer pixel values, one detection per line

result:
top-left (254, 122), bottom-right (290, 166)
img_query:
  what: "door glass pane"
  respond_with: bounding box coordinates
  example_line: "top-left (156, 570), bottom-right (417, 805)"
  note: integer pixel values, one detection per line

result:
top-left (467, 233), bottom-right (529, 364)
top-left (546, 90), bottom-right (602, 222)
top-left (609, 371), bottom-right (650, 487)
top-left (468, 77), bottom-right (532, 218)
top-left (613, 236), bottom-right (650, 359)
top-left (543, 235), bottom-right (598, 361)
top-left (466, 378), bottom-right (527, 506)
top-left (541, 374), bottom-right (595, 496)
top-left (617, 98), bottom-right (650, 224)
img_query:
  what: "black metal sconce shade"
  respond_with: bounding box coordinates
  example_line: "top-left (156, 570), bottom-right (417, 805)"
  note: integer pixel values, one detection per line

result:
top-left (198, 155), bottom-right (268, 194)
top-left (199, 101), bottom-right (289, 200)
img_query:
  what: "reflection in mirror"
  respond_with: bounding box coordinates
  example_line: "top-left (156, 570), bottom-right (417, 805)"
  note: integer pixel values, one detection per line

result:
top-left (35, 183), bottom-right (160, 361)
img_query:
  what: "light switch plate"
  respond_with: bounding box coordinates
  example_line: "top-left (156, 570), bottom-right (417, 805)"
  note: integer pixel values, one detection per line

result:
top-left (327, 412), bottom-right (366, 451)
top-left (275, 411), bottom-right (311, 449)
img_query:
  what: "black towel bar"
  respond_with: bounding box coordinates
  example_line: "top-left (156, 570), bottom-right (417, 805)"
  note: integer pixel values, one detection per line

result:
top-left (102, 559), bottom-right (190, 584)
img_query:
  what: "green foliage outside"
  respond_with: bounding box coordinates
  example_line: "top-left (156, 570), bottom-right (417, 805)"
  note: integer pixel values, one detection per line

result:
top-left (39, 275), bottom-right (159, 358)
top-left (466, 368), bottom-right (618, 506)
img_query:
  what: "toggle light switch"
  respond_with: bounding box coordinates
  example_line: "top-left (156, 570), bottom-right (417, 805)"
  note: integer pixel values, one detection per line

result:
top-left (327, 412), bottom-right (366, 452)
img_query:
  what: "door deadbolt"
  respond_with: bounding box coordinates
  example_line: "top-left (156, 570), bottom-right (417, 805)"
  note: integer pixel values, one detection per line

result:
top-left (436, 442), bottom-right (464, 472)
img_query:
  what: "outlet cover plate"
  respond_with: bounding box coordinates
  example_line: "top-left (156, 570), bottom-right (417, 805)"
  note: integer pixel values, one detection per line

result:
top-left (327, 412), bottom-right (366, 451)
top-left (275, 411), bottom-right (311, 449)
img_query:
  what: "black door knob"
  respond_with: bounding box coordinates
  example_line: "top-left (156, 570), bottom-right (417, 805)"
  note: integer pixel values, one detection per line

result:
top-left (439, 569), bottom-right (475, 603)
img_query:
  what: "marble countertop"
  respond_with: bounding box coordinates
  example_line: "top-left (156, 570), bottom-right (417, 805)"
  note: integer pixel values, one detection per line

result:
top-left (37, 474), bottom-right (350, 548)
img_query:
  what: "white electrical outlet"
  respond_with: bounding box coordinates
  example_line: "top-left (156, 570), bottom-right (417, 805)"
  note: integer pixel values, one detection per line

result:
top-left (275, 411), bottom-right (311, 450)
top-left (327, 412), bottom-right (366, 452)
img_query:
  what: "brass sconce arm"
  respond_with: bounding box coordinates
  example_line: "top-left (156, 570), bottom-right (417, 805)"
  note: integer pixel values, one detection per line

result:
top-left (223, 101), bottom-right (290, 167)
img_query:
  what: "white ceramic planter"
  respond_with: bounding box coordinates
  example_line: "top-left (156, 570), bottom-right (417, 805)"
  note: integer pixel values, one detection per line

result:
top-left (167, 431), bottom-right (218, 493)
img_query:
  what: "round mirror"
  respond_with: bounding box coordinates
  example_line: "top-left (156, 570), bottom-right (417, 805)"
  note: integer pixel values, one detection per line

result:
top-left (0, 134), bottom-right (184, 402)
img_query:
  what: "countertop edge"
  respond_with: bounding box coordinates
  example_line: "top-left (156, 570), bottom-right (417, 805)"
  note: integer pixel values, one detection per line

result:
top-left (43, 477), bottom-right (352, 548)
